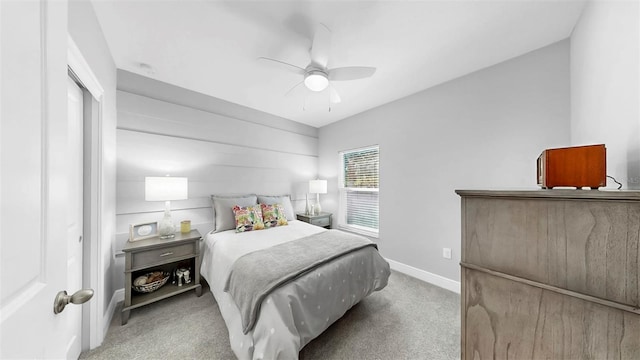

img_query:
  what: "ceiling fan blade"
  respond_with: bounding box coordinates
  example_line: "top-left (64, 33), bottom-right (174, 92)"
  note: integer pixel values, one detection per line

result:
top-left (329, 85), bottom-right (341, 104)
top-left (329, 66), bottom-right (376, 81)
top-left (284, 80), bottom-right (304, 97)
top-left (257, 57), bottom-right (305, 75)
top-left (310, 23), bottom-right (331, 69)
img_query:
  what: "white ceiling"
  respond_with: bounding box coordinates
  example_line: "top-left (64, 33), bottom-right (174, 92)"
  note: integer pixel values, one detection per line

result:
top-left (91, 0), bottom-right (586, 128)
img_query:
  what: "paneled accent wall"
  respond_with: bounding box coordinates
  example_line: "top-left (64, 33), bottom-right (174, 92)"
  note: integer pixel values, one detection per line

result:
top-left (115, 72), bottom-right (318, 289)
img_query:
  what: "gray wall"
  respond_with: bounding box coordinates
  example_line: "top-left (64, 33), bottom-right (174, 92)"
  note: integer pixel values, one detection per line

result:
top-left (318, 40), bottom-right (571, 282)
top-left (114, 71), bottom-right (319, 290)
top-left (570, 0), bottom-right (640, 189)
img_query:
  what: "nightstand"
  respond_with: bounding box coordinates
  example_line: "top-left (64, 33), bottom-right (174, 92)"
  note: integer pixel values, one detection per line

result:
top-left (121, 230), bottom-right (202, 325)
top-left (296, 212), bottom-right (332, 229)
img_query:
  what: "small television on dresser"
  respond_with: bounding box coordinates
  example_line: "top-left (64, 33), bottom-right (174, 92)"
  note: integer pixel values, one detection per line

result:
top-left (537, 144), bottom-right (606, 189)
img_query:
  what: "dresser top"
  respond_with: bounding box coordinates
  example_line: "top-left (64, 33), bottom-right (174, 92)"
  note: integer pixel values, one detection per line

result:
top-left (455, 189), bottom-right (640, 201)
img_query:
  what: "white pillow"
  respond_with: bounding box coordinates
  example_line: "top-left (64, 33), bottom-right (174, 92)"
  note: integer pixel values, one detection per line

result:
top-left (211, 194), bottom-right (258, 233)
top-left (257, 195), bottom-right (295, 221)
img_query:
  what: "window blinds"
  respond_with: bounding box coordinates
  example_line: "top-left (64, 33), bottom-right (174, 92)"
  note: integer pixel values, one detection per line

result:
top-left (345, 190), bottom-right (379, 230)
top-left (339, 146), bottom-right (379, 235)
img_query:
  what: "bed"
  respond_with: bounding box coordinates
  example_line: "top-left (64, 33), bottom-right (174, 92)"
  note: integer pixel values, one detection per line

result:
top-left (200, 195), bottom-right (390, 359)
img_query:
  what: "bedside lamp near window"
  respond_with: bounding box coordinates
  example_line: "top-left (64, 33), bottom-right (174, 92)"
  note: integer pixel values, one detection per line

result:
top-left (309, 179), bottom-right (327, 215)
top-left (145, 176), bottom-right (188, 239)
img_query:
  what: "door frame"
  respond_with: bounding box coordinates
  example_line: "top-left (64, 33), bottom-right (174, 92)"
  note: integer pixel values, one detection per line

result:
top-left (67, 35), bottom-right (105, 350)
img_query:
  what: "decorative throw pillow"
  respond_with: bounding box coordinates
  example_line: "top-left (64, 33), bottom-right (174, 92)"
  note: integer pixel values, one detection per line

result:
top-left (260, 203), bottom-right (289, 228)
top-left (232, 204), bottom-right (265, 233)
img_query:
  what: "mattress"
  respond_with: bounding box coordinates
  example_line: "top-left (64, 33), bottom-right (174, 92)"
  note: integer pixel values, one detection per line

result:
top-left (200, 220), bottom-right (390, 359)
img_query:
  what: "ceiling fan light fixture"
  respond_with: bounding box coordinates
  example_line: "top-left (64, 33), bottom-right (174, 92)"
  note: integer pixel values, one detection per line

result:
top-left (304, 71), bottom-right (329, 92)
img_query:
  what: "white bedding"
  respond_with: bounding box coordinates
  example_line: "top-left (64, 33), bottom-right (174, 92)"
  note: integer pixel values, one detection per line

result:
top-left (200, 220), bottom-right (390, 359)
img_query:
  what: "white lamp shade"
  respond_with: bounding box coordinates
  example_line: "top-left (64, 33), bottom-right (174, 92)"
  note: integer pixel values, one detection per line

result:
top-left (145, 177), bottom-right (188, 201)
top-left (309, 179), bottom-right (327, 194)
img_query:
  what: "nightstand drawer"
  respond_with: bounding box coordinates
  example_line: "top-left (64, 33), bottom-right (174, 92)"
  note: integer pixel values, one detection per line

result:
top-left (131, 243), bottom-right (195, 269)
top-left (296, 212), bottom-right (332, 229)
top-left (310, 216), bottom-right (330, 227)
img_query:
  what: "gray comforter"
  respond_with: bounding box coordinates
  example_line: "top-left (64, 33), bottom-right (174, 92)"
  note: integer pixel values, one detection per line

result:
top-left (224, 230), bottom-right (378, 334)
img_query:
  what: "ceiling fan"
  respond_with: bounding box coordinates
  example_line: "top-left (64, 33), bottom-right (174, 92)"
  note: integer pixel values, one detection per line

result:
top-left (258, 23), bottom-right (376, 110)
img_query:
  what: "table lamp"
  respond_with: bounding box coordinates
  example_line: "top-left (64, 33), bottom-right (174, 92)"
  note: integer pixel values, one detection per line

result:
top-left (145, 176), bottom-right (188, 239)
top-left (309, 179), bottom-right (327, 215)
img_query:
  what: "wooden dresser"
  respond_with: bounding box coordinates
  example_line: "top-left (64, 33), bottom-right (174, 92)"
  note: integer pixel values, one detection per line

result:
top-left (456, 190), bottom-right (640, 359)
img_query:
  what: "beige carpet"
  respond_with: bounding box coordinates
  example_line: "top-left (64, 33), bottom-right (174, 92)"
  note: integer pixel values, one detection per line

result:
top-left (80, 270), bottom-right (460, 359)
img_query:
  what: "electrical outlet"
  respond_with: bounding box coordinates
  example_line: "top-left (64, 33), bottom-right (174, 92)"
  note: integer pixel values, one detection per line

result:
top-left (442, 248), bottom-right (452, 259)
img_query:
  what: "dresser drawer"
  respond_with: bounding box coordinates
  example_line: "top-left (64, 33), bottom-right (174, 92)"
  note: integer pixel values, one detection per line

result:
top-left (131, 243), bottom-right (195, 269)
top-left (310, 216), bottom-right (330, 227)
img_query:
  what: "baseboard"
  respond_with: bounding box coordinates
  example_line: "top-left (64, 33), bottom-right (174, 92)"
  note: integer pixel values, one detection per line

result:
top-left (103, 288), bottom-right (124, 335)
top-left (386, 258), bottom-right (461, 294)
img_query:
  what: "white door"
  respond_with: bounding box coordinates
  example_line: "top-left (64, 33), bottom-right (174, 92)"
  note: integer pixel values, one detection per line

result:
top-left (0, 1), bottom-right (87, 358)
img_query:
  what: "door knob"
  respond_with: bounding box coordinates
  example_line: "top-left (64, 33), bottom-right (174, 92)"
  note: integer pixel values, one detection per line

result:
top-left (53, 288), bottom-right (94, 314)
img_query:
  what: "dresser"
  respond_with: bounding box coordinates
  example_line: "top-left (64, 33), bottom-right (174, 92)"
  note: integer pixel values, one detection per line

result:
top-left (456, 190), bottom-right (640, 359)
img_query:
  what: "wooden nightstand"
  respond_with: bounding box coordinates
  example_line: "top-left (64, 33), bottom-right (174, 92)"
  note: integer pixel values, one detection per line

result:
top-left (296, 212), bottom-right (332, 229)
top-left (121, 230), bottom-right (202, 325)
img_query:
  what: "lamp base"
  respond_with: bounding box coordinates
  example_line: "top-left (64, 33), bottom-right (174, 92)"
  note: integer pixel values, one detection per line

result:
top-left (158, 206), bottom-right (176, 239)
top-left (315, 193), bottom-right (322, 215)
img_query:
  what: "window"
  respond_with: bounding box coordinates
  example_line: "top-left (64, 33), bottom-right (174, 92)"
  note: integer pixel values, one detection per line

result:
top-left (338, 146), bottom-right (379, 237)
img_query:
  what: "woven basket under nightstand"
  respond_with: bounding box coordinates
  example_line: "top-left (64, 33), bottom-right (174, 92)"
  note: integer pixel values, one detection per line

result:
top-left (132, 273), bottom-right (170, 293)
